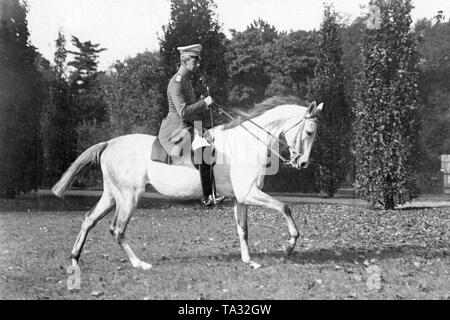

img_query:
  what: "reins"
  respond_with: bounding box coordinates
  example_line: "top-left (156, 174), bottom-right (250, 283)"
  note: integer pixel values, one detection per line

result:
top-left (210, 101), bottom-right (310, 164)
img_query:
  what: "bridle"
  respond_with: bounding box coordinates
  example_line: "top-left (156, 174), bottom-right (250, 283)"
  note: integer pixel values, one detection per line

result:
top-left (281, 113), bottom-right (318, 165)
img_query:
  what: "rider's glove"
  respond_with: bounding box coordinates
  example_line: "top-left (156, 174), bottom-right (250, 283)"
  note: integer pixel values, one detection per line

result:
top-left (204, 96), bottom-right (214, 107)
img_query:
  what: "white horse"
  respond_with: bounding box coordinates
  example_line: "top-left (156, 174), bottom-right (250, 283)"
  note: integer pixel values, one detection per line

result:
top-left (52, 97), bottom-right (323, 270)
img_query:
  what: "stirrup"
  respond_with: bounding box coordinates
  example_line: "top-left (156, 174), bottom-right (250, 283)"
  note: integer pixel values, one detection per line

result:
top-left (202, 195), bottom-right (226, 207)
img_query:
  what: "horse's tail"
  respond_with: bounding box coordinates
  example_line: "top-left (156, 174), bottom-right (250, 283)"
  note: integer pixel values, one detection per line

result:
top-left (52, 142), bottom-right (109, 198)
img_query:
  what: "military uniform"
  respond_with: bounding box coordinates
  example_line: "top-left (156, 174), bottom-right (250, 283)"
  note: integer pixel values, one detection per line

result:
top-left (157, 43), bottom-right (224, 206)
top-left (158, 73), bottom-right (208, 156)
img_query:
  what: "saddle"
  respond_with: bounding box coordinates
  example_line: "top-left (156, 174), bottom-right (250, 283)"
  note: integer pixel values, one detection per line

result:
top-left (151, 138), bottom-right (172, 164)
top-left (151, 133), bottom-right (215, 167)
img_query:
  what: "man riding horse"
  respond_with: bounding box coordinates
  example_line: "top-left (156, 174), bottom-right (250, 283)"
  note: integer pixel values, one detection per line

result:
top-left (158, 44), bottom-right (224, 206)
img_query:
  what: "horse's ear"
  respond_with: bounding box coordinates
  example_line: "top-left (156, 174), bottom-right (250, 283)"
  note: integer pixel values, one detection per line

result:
top-left (311, 103), bottom-right (324, 118)
top-left (315, 103), bottom-right (323, 114)
top-left (307, 101), bottom-right (317, 115)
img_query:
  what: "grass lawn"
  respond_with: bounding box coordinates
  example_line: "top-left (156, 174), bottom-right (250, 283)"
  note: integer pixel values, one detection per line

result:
top-left (0, 196), bottom-right (449, 299)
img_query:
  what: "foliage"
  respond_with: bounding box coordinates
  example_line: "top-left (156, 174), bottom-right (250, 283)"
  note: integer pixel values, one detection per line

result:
top-left (39, 31), bottom-right (79, 186)
top-left (101, 51), bottom-right (165, 136)
top-left (67, 36), bottom-right (106, 87)
top-left (225, 20), bottom-right (319, 105)
top-left (263, 165), bottom-right (318, 193)
top-left (159, 0), bottom-right (228, 127)
top-left (354, 0), bottom-right (420, 209)
top-left (36, 56), bottom-right (69, 186)
top-left (37, 33), bottom-right (108, 187)
top-left (263, 30), bottom-right (319, 99)
top-left (72, 119), bottom-right (110, 187)
top-left (225, 19), bottom-right (279, 108)
top-left (415, 18), bottom-right (450, 171)
top-left (341, 18), bottom-right (366, 103)
top-left (311, 5), bottom-right (352, 197)
top-left (68, 36), bottom-right (107, 123)
top-left (0, 0), bottom-right (44, 197)
top-left (54, 30), bottom-right (67, 78)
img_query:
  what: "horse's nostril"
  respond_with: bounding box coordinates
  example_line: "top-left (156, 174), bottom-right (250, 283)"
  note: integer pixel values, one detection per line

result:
top-left (300, 162), bottom-right (308, 169)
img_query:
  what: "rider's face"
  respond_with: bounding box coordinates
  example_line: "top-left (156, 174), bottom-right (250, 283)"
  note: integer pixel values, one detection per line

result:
top-left (185, 56), bottom-right (200, 72)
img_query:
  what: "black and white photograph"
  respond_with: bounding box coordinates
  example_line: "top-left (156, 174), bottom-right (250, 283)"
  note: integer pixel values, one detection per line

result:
top-left (0, 0), bottom-right (449, 303)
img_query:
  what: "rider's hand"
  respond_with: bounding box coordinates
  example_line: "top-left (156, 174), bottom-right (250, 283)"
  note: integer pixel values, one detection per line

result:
top-left (204, 96), bottom-right (214, 107)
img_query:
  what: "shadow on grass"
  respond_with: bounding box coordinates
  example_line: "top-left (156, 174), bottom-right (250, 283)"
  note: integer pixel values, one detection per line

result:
top-left (398, 206), bottom-right (450, 211)
top-left (0, 196), bottom-right (235, 213)
top-left (152, 244), bottom-right (449, 267)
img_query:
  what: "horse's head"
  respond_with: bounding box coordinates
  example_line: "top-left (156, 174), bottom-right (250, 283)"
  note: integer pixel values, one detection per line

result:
top-left (283, 101), bottom-right (323, 169)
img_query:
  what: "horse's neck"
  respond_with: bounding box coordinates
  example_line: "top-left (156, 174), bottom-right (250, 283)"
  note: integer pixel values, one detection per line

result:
top-left (210, 105), bottom-right (306, 145)
top-left (233, 105), bottom-right (306, 136)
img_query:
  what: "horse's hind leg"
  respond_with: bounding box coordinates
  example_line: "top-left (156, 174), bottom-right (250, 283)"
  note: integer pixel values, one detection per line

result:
top-left (110, 191), bottom-right (152, 271)
top-left (71, 192), bottom-right (115, 267)
top-left (233, 201), bottom-right (261, 269)
top-left (243, 187), bottom-right (299, 256)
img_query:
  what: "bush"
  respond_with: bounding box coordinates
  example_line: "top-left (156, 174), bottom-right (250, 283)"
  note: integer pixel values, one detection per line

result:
top-left (354, 0), bottom-right (420, 209)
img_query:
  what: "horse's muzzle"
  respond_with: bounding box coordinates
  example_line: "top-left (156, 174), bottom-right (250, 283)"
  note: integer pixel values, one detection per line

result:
top-left (291, 157), bottom-right (308, 170)
top-left (299, 161), bottom-right (309, 169)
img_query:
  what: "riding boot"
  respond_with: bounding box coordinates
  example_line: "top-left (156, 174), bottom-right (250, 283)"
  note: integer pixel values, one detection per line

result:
top-left (199, 147), bottom-right (225, 207)
top-left (199, 162), bottom-right (214, 206)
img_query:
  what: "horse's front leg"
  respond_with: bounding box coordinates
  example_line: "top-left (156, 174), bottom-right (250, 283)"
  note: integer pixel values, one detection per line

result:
top-left (243, 187), bottom-right (300, 256)
top-left (233, 201), bottom-right (261, 269)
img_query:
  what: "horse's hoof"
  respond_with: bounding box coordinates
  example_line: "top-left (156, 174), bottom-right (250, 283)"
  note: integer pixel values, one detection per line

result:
top-left (139, 262), bottom-right (153, 271)
top-left (71, 259), bottom-right (79, 267)
top-left (283, 245), bottom-right (295, 256)
top-left (132, 260), bottom-right (153, 271)
top-left (247, 261), bottom-right (262, 269)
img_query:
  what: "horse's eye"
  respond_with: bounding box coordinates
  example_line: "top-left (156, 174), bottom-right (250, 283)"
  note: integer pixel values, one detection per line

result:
top-left (306, 132), bottom-right (313, 136)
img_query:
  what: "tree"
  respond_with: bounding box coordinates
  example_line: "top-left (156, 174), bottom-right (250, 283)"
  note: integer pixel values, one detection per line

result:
top-left (54, 29), bottom-right (67, 78)
top-left (226, 19), bottom-right (279, 108)
top-left (101, 51), bottom-right (165, 136)
top-left (263, 30), bottom-right (319, 99)
top-left (159, 0), bottom-right (228, 126)
top-left (68, 36), bottom-right (106, 87)
top-left (0, 0), bottom-right (44, 197)
top-left (341, 17), bottom-right (366, 102)
top-left (415, 18), bottom-right (450, 172)
top-left (68, 36), bottom-right (107, 123)
top-left (41, 31), bottom-right (78, 185)
top-left (311, 5), bottom-right (352, 197)
top-left (354, 0), bottom-right (420, 209)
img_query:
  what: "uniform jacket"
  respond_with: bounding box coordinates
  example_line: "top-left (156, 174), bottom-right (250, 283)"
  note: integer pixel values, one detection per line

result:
top-left (158, 73), bottom-right (208, 156)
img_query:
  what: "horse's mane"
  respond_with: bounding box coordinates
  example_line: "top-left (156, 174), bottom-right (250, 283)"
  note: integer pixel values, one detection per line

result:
top-left (222, 96), bottom-right (307, 129)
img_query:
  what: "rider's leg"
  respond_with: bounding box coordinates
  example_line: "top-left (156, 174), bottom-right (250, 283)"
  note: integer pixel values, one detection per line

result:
top-left (198, 146), bottom-right (225, 206)
top-left (199, 146), bottom-right (214, 206)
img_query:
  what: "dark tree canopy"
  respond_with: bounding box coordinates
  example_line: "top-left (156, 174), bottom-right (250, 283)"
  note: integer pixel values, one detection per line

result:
top-left (159, 0), bottom-right (228, 126)
top-left (101, 51), bottom-right (165, 136)
top-left (311, 5), bottom-right (352, 197)
top-left (415, 18), bottom-right (450, 171)
top-left (68, 36), bottom-right (106, 87)
top-left (0, 0), bottom-right (44, 197)
top-left (225, 19), bottom-right (279, 108)
top-left (67, 36), bottom-right (107, 123)
top-left (264, 30), bottom-right (319, 99)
